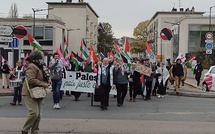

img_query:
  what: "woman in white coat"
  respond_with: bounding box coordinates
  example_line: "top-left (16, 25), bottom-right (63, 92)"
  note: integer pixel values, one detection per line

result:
top-left (157, 62), bottom-right (169, 98)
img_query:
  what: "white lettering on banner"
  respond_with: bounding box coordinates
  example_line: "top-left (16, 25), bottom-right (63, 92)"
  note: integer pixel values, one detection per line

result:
top-left (135, 64), bottom-right (152, 77)
top-left (61, 71), bottom-right (97, 93)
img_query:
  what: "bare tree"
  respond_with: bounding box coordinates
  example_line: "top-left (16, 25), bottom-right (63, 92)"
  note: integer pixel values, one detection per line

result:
top-left (8, 3), bottom-right (18, 18)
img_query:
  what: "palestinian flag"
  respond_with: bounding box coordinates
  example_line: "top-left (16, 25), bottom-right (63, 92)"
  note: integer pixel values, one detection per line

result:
top-left (114, 42), bottom-right (131, 63)
top-left (71, 53), bottom-right (79, 71)
top-left (80, 39), bottom-right (89, 60)
top-left (27, 33), bottom-right (42, 50)
top-left (188, 56), bottom-right (196, 72)
top-left (63, 35), bottom-right (69, 59)
top-left (145, 41), bottom-right (156, 63)
top-left (72, 51), bottom-right (84, 63)
top-left (108, 50), bottom-right (114, 59)
top-left (124, 37), bottom-right (131, 59)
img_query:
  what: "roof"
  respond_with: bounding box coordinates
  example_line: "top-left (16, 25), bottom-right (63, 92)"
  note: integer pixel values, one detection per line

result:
top-left (46, 2), bottom-right (99, 18)
top-left (0, 17), bottom-right (65, 26)
top-left (148, 11), bottom-right (205, 26)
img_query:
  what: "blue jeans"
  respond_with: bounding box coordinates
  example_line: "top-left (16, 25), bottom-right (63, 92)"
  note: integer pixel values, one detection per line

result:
top-left (51, 79), bottom-right (62, 104)
top-left (13, 84), bottom-right (22, 103)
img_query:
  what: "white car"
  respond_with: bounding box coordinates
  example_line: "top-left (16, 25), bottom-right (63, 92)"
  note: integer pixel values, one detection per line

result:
top-left (202, 66), bottom-right (215, 92)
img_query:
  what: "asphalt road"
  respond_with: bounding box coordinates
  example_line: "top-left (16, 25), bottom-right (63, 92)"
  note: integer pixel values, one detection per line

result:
top-left (1, 92), bottom-right (215, 133)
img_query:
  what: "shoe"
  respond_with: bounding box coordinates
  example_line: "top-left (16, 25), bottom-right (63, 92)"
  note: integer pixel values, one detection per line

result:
top-left (158, 95), bottom-right (161, 98)
top-left (161, 96), bottom-right (164, 98)
top-left (10, 102), bottom-right (16, 105)
top-left (100, 106), bottom-right (108, 110)
top-left (2, 86), bottom-right (4, 89)
top-left (129, 98), bottom-right (132, 102)
top-left (117, 104), bottom-right (121, 107)
top-left (7, 86), bottom-right (9, 89)
top-left (133, 98), bottom-right (136, 102)
top-left (18, 103), bottom-right (22, 106)
top-left (75, 97), bottom-right (79, 101)
top-left (53, 104), bottom-right (56, 109)
top-left (176, 92), bottom-right (179, 95)
top-left (55, 103), bottom-right (60, 109)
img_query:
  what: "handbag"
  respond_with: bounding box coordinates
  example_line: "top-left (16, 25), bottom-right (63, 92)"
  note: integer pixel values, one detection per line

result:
top-left (25, 78), bottom-right (47, 99)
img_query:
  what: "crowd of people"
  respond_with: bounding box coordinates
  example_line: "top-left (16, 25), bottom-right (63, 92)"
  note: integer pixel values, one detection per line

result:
top-left (1, 50), bottom-right (204, 134)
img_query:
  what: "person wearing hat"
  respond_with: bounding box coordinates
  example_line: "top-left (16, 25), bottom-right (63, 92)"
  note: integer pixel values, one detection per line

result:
top-left (172, 59), bottom-right (184, 95)
top-left (144, 58), bottom-right (155, 100)
top-left (157, 62), bottom-right (169, 98)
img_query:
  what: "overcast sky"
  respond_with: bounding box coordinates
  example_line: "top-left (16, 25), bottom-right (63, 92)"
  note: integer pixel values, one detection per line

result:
top-left (1, 0), bottom-right (215, 38)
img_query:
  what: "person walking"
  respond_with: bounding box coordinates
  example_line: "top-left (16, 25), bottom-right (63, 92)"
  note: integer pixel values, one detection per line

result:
top-left (97, 58), bottom-right (115, 110)
top-left (129, 63), bottom-right (140, 102)
top-left (172, 59), bottom-right (184, 95)
top-left (21, 51), bottom-right (50, 134)
top-left (49, 52), bottom-right (64, 109)
top-left (144, 58), bottom-right (155, 100)
top-left (194, 61), bottom-right (203, 86)
top-left (157, 62), bottom-right (170, 98)
top-left (113, 58), bottom-right (130, 107)
top-left (10, 60), bottom-right (24, 106)
top-left (1, 60), bottom-right (10, 89)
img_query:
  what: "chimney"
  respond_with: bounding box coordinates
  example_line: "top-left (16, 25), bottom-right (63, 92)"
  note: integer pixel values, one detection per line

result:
top-left (79, 0), bottom-right (84, 3)
top-left (66, 0), bottom-right (72, 2)
top-left (171, 7), bottom-right (177, 12)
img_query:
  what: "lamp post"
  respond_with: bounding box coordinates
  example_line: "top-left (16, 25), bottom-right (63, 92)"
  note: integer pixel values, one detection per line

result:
top-left (209, 6), bottom-right (215, 31)
top-left (32, 7), bottom-right (53, 38)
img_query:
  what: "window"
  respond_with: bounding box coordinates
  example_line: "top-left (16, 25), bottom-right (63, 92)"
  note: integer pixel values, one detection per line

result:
top-left (210, 67), bottom-right (215, 74)
top-left (35, 27), bottom-right (44, 40)
top-left (45, 27), bottom-right (53, 40)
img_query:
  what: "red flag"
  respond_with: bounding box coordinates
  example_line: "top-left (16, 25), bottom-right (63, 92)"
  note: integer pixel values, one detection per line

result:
top-left (145, 41), bottom-right (151, 53)
top-left (114, 42), bottom-right (121, 53)
top-left (90, 44), bottom-right (98, 63)
top-left (124, 37), bottom-right (130, 53)
top-left (56, 48), bottom-right (68, 67)
top-left (108, 50), bottom-right (114, 59)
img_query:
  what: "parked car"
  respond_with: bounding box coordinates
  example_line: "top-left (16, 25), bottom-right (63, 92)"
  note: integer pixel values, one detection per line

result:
top-left (202, 66), bottom-right (215, 92)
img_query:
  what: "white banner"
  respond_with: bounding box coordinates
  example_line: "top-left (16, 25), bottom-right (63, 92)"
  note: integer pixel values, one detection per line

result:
top-left (61, 71), bottom-right (97, 93)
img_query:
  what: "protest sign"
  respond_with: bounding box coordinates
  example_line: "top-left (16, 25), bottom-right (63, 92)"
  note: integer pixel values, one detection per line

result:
top-left (61, 71), bottom-right (97, 93)
top-left (135, 64), bottom-right (152, 77)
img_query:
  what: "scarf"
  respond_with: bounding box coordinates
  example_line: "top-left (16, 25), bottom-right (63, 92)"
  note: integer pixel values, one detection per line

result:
top-left (32, 60), bottom-right (50, 83)
top-left (119, 63), bottom-right (125, 76)
top-left (102, 64), bottom-right (108, 76)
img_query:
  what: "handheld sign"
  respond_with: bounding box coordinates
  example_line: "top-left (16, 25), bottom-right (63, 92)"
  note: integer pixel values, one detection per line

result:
top-left (135, 64), bottom-right (152, 77)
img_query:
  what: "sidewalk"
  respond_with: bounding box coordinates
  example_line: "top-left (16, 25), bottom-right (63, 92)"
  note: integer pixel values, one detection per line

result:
top-left (1, 78), bottom-right (215, 98)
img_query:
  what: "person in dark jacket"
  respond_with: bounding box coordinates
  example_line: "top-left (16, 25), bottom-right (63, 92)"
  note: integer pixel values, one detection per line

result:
top-left (1, 60), bottom-right (10, 89)
top-left (194, 61), bottom-right (203, 86)
top-left (172, 59), bottom-right (184, 94)
top-left (129, 63), bottom-right (140, 102)
top-left (144, 58), bottom-right (155, 100)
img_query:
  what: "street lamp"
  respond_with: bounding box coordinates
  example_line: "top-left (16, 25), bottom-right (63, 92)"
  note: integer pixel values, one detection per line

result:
top-left (209, 6), bottom-right (215, 31)
top-left (32, 7), bottom-right (53, 38)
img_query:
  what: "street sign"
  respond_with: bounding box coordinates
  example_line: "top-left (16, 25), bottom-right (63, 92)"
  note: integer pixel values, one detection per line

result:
top-left (205, 42), bottom-right (213, 50)
top-left (205, 32), bottom-right (213, 40)
top-left (160, 28), bottom-right (173, 41)
top-left (206, 49), bottom-right (212, 54)
top-left (0, 36), bottom-right (13, 42)
top-left (0, 26), bottom-right (13, 36)
top-left (13, 25), bottom-right (27, 39)
top-left (8, 37), bottom-right (18, 48)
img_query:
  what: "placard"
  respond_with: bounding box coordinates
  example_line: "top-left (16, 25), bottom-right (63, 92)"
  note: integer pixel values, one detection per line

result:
top-left (135, 64), bottom-right (152, 76)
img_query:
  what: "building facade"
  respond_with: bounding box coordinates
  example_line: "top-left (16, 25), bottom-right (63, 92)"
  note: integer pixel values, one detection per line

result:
top-left (0, 18), bottom-right (65, 67)
top-left (147, 10), bottom-right (205, 60)
top-left (47, 1), bottom-right (99, 53)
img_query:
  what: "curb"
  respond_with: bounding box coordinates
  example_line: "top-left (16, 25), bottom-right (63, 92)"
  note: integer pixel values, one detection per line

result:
top-left (167, 90), bottom-right (215, 98)
top-left (0, 92), bottom-right (13, 96)
top-left (185, 81), bottom-right (201, 90)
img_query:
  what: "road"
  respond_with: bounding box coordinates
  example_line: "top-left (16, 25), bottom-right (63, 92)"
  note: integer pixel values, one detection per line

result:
top-left (0, 92), bottom-right (215, 133)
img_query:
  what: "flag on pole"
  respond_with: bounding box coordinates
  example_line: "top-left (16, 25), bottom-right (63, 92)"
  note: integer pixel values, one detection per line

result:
top-left (188, 56), bottom-right (196, 72)
top-left (100, 52), bottom-right (105, 60)
top-left (80, 39), bottom-right (89, 60)
top-left (145, 41), bottom-right (156, 63)
top-left (90, 44), bottom-right (98, 63)
top-left (56, 48), bottom-right (68, 67)
top-left (175, 53), bottom-right (186, 63)
top-left (70, 53), bottom-right (79, 71)
top-left (108, 50), bottom-right (114, 59)
top-left (124, 37), bottom-right (131, 58)
top-left (63, 35), bottom-right (69, 59)
top-left (145, 41), bottom-right (151, 53)
top-left (27, 33), bottom-right (42, 50)
top-left (98, 22), bottom-right (105, 34)
top-left (114, 42), bottom-right (131, 63)
top-left (71, 51), bottom-right (84, 63)
top-left (1, 55), bottom-right (5, 65)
